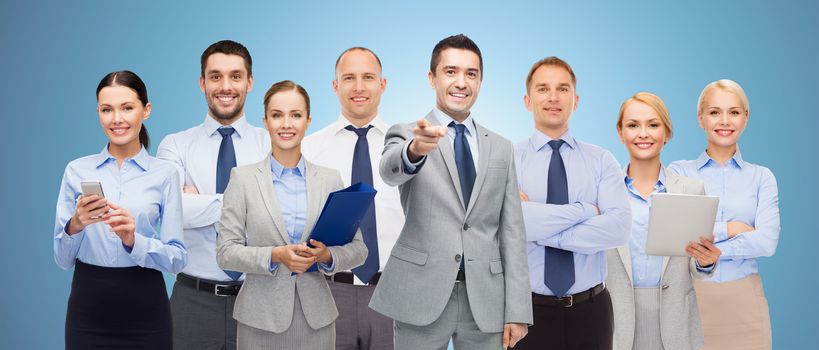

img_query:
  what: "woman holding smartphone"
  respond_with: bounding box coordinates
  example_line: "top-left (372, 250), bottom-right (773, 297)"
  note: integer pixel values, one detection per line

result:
top-left (54, 71), bottom-right (187, 350)
top-left (668, 80), bottom-right (780, 349)
top-left (606, 92), bottom-right (722, 350)
top-left (216, 80), bottom-right (367, 349)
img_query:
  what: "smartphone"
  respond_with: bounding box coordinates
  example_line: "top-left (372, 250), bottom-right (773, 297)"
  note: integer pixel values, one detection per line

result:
top-left (80, 181), bottom-right (105, 198)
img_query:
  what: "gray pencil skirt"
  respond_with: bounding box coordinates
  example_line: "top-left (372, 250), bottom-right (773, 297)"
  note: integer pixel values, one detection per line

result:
top-left (237, 293), bottom-right (335, 350)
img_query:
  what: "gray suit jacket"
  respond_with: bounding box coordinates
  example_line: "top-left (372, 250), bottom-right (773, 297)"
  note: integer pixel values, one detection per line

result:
top-left (369, 111), bottom-right (533, 332)
top-left (216, 157), bottom-right (367, 333)
top-left (606, 170), bottom-right (713, 350)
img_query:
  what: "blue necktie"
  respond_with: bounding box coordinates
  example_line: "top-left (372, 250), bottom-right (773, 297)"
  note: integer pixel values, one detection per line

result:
top-left (544, 139), bottom-right (575, 296)
top-left (450, 122), bottom-right (476, 209)
top-left (216, 127), bottom-right (242, 281)
top-left (345, 125), bottom-right (380, 284)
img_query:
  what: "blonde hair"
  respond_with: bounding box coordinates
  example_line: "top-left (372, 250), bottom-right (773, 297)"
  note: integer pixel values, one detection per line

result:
top-left (697, 79), bottom-right (750, 115)
top-left (616, 92), bottom-right (673, 139)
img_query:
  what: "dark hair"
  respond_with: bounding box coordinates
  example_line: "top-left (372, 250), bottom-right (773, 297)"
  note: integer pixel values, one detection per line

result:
top-left (96, 70), bottom-right (150, 149)
top-left (200, 40), bottom-right (253, 77)
top-left (334, 47), bottom-right (383, 75)
top-left (525, 56), bottom-right (577, 92)
top-left (263, 80), bottom-right (311, 117)
top-left (430, 34), bottom-right (483, 76)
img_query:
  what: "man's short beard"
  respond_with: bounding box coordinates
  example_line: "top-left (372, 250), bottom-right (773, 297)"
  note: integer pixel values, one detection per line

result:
top-left (208, 104), bottom-right (243, 121)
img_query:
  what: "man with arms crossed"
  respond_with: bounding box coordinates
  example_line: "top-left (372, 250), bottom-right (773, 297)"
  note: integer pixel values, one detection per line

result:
top-left (302, 46), bottom-right (404, 350)
top-left (512, 56), bottom-right (630, 349)
top-left (157, 40), bottom-right (270, 350)
top-left (369, 34), bottom-right (532, 350)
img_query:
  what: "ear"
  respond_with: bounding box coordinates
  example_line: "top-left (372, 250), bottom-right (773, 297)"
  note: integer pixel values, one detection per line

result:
top-left (332, 79), bottom-right (339, 94)
top-left (428, 71), bottom-right (435, 89)
top-left (697, 113), bottom-right (705, 129)
top-left (143, 102), bottom-right (152, 120)
top-left (617, 127), bottom-right (625, 145)
top-left (381, 77), bottom-right (387, 93)
top-left (247, 75), bottom-right (254, 93)
top-left (523, 94), bottom-right (533, 112)
top-left (573, 94), bottom-right (580, 112)
top-left (199, 76), bottom-right (206, 93)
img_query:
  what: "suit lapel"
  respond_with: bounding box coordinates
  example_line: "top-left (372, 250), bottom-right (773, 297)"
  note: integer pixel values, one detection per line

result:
top-left (617, 245), bottom-right (634, 283)
top-left (255, 157), bottom-right (290, 243)
top-left (465, 123), bottom-right (491, 218)
top-left (301, 162), bottom-right (322, 243)
top-left (661, 168), bottom-right (677, 280)
top-left (427, 113), bottom-right (465, 210)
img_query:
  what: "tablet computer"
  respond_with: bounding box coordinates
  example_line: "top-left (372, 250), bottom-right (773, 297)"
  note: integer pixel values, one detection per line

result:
top-left (645, 193), bottom-right (719, 256)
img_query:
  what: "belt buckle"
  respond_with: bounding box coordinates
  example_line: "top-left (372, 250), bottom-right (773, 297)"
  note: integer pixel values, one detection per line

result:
top-left (561, 294), bottom-right (573, 308)
top-left (214, 284), bottom-right (232, 296)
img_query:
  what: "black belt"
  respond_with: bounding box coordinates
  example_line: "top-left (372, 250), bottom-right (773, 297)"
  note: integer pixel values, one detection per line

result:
top-left (532, 283), bottom-right (606, 308)
top-left (177, 273), bottom-right (242, 296)
top-left (326, 271), bottom-right (381, 285)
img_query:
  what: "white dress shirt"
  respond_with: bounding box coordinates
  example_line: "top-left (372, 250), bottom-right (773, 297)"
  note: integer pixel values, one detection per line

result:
top-left (302, 113), bottom-right (404, 284)
top-left (156, 115), bottom-right (271, 281)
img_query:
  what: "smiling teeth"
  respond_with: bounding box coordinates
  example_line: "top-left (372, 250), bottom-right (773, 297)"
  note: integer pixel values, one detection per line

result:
top-left (450, 93), bottom-right (467, 98)
top-left (352, 97), bottom-right (367, 102)
top-left (716, 130), bottom-right (733, 136)
top-left (635, 143), bottom-right (652, 149)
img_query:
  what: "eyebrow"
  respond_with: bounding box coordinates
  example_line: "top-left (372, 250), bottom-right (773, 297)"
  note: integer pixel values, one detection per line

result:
top-left (268, 109), bottom-right (304, 113)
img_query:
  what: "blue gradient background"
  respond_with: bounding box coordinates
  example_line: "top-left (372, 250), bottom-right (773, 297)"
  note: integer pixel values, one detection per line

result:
top-left (2, 1), bottom-right (816, 348)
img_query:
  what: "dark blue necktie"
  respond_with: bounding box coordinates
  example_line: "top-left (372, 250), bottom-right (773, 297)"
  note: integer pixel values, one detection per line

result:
top-left (450, 122), bottom-right (476, 209)
top-left (216, 127), bottom-right (242, 281)
top-left (216, 127), bottom-right (237, 194)
top-left (345, 125), bottom-right (380, 284)
top-left (544, 139), bottom-right (575, 296)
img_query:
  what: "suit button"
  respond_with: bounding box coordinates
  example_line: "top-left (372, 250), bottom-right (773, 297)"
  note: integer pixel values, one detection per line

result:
top-left (661, 284), bottom-right (669, 290)
top-left (455, 254), bottom-right (462, 262)
top-left (463, 223), bottom-right (470, 230)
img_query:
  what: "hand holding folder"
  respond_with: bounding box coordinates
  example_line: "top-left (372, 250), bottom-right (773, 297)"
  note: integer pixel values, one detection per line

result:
top-left (293, 182), bottom-right (377, 274)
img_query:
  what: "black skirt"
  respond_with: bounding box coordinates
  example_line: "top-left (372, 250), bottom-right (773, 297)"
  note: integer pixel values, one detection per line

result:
top-left (65, 260), bottom-right (171, 350)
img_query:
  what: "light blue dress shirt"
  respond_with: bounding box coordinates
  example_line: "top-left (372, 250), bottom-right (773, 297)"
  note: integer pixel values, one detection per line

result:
top-left (53, 147), bottom-right (187, 274)
top-left (267, 155), bottom-right (334, 272)
top-left (402, 108), bottom-right (480, 172)
top-left (515, 130), bottom-right (631, 296)
top-left (156, 115), bottom-right (271, 281)
top-left (668, 150), bottom-right (780, 282)
top-left (624, 166), bottom-right (667, 288)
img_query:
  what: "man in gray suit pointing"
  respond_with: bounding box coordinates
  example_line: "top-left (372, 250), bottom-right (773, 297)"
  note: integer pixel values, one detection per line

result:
top-left (369, 34), bottom-right (532, 350)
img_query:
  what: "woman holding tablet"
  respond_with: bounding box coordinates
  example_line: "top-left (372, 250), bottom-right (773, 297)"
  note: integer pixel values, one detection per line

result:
top-left (607, 92), bottom-right (721, 350)
top-left (216, 80), bottom-right (367, 349)
top-left (54, 70), bottom-right (187, 349)
top-left (668, 80), bottom-right (780, 349)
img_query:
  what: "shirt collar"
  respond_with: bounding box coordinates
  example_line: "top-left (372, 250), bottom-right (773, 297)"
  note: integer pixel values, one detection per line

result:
top-left (529, 128), bottom-right (577, 152)
top-left (269, 154), bottom-right (305, 179)
top-left (203, 114), bottom-right (249, 138)
top-left (623, 163), bottom-right (667, 195)
top-left (332, 113), bottom-right (389, 136)
top-left (95, 145), bottom-right (150, 171)
top-left (432, 107), bottom-right (477, 137)
top-left (696, 149), bottom-right (745, 170)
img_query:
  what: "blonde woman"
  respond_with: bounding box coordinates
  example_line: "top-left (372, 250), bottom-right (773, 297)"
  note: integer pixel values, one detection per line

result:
top-left (216, 80), bottom-right (368, 349)
top-left (607, 92), bottom-right (721, 350)
top-left (668, 80), bottom-right (780, 349)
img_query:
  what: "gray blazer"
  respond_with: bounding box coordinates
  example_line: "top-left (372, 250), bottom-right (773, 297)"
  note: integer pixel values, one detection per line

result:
top-left (216, 157), bottom-right (367, 333)
top-left (369, 111), bottom-right (533, 332)
top-left (606, 170), bottom-right (713, 350)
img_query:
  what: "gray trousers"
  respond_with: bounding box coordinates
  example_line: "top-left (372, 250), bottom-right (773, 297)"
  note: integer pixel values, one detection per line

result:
top-left (633, 288), bottom-right (664, 350)
top-left (170, 280), bottom-right (238, 350)
top-left (394, 282), bottom-right (502, 350)
top-left (237, 292), bottom-right (335, 350)
top-left (329, 280), bottom-right (394, 350)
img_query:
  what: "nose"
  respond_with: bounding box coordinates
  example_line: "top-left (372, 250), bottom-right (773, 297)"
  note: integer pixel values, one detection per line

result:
top-left (638, 125), bottom-right (649, 137)
top-left (718, 111), bottom-right (730, 125)
top-left (282, 115), bottom-right (294, 128)
top-left (112, 109), bottom-right (124, 123)
top-left (353, 78), bottom-right (364, 92)
top-left (454, 73), bottom-right (467, 88)
top-left (546, 89), bottom-right (558, 102)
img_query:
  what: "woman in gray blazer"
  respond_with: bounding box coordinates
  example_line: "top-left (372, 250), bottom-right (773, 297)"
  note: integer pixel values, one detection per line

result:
top-left (607, 92), bottom-right (721, 350)
top-left (216, 80), bottom-right (367, 350)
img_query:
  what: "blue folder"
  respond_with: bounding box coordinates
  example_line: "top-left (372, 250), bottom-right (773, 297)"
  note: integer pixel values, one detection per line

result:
top-left (295, 182), bottom-right (377, 274)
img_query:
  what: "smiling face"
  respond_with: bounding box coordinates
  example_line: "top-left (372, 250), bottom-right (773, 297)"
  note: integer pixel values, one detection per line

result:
top-left (618, 100), bottom-right (669, 162)
top-left (333, 49), bottom-right (386, 126)
top-left (698, 88), bottom-right (748, 149)
top-left (264, 89), bottom-right (311, 156)
top-left (97, 85), bottom-right (150, 152)
top-left (428, 48), bottom-right (482, 122)
top-left (200, 53), bottom-right (253, 124)
top-left (525, 65), bottom-right (579, 138)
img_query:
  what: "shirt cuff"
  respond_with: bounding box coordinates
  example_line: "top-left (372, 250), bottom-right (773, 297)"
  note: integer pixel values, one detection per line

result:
top-left (714, 222), bottom-right (729, 242)
top-left (318, 250), bottom-right (337, 273)
top-left (695, 260), bottom-right (716, 273)
top-left (269, 262), bottom-right (279, 273)
top-left (128, 232), bottom-right (149, 262)
top-left (60, 219), bottom-right (84, 240)
top-left (401, 140), bottom-right (426, 174)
